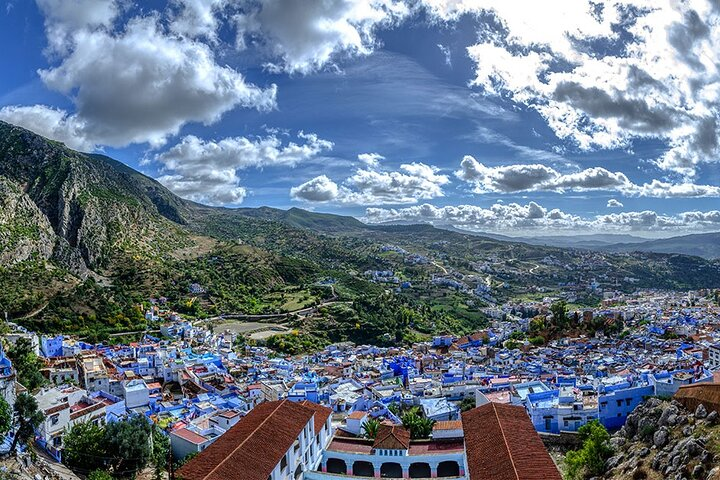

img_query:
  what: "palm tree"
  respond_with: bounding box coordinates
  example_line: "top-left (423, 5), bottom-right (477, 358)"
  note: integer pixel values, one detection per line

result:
top-left (361, 419), bottom-right (380, 439)
top-left (10, 393), bottom-right (44, 453)
top-left (401, 411), bottom-right (435, 439)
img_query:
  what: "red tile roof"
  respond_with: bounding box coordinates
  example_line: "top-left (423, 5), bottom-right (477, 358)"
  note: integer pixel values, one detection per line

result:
top-left (372, 424), bottom-right (410, 451)
top-left (347, 411), bottom-right (367, 420)
top-left (177, 400), bottom-right (315, 480)
top-left (462, 403), bottom-right (561, 480)
top-left (433, 420), bottom-right (463, 431)
top-left (173, 428), bottom-right (209, 445)
top-left (300, 400), bottom-right (332, 434)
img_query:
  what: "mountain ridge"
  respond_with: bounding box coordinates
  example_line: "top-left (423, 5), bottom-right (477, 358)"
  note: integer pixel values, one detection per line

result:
top-left (2, 120), bottom-right (720, 339)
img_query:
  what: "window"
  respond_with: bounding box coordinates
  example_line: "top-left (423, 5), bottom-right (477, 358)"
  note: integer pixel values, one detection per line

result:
top-left (625, 399), bottom-right (632, 406)
top-left (616, 400), bottom-right (622, 407)
top-left (50, 415), bottom-right (59, 426)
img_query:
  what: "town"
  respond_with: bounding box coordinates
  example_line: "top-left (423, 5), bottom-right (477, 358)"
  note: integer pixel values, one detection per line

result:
top-left (1, 288), bottom-right (720, 479)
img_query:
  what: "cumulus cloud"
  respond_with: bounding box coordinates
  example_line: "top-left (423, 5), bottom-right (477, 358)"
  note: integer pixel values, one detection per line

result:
top-left (423, 0), bottom-right (720, 176)
top-left (0, 105), bottom-right (93, 151)
top-left (169, 0), bottom-right (228, 40)
top-left (235, 0), bottom-right (408, 74)
top-left (456, 155), bottom-right (720, 198)
top-left (357, 152), bottom-right (384, 167)
top-left (364, 201), bottom-right (720, 233)
top-left (9, 0), bottom-right (276, 150)
top-left (364, 201), bottom-right (581, 230)
top-left (155, 132), bottom-right (332, 205)
top-left (291, 163), bottom-right (449, 205)
top-left (290, 175), bottom-right (340, 202)
top-left (36, 0), bottom-right (118, 53)
top-left (607, 199), bottom-right (624, 208)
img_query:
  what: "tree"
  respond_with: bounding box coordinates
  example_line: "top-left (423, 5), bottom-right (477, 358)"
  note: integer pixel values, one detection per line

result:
top-left (550, 301), bottom-right (569, 327)
top-left (10, 393), bottom-right (44, 453)
top-left (0, 397), bottom-right (11, 437)
top-left (361, 419), bottom-right (380, 439)
top-left (401, 411), bottom-right (435, 440)
top-left (104, 415), bottom-right (154, 476)
top-left (151, 425), bottom-right (170, 480)
top-left (460, 396), bottom-right (476, 412)
top-left (63, 422), bottom-right (107, 471)
top-left (7, 338), bottom-right (46, 391)
top-left (88, 471), bottom-right (113, 480)
top-left (564, 420), bottom-right (614, 479)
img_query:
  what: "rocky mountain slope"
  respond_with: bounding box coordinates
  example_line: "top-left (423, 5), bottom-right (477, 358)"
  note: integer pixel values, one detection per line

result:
top-left (603, 233), bottom-right (720, 260)
top-left (0, 121), bottom-right (194, 274)
top-left (605, 398), bottom-right (720, 479)
top-left (1, 120), bottom-right (720, 338)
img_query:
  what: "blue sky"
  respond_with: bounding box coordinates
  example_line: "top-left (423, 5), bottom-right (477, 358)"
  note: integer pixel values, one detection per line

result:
top-left (1, 0), bottom-right (719, 236)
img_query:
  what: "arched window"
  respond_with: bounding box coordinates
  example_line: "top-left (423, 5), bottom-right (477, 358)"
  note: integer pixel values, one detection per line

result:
top-left (409, 462), bottom-right (431, 478)
top-left (380, 462), bottom-right (403, 478)
top-left (326, 458), bottom-right (347, 474)
top-left (353, 460), bottom-right (374, 477)
top-left (437, 461), bottom-right (460, 477)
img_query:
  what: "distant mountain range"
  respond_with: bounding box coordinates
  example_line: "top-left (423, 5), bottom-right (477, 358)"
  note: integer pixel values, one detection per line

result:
top-left (436, 226), bottom-right (720, 260)
top-left (1, 120), bottom-right (719, 336)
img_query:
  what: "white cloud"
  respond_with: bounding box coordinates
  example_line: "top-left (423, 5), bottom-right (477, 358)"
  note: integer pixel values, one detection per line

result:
top-left (235, 0), bottom-right (409, 74)
top-left (291, 163), bottom-right (449, 205)
top-left (437, 43), bottom-right (452, 66)
top-left (364, 201), bottom-right (581, 230)
top-left (423, 0), bottom-right (720, 177)
top-left (357, 152), bottom-right (384, 167)
top-left (364, 201), bottom-right (720, 233)
top-left (10, 0), bottom-right (276, 150)
top-left (607, 199), bottom-right (624, 208)
top-left (456, 155), bottom-right (720, 198)
top-left (290, 175), bottom-right (340, 202)
top-left (0, 105), bottom-right (93, 151)
top-left (155, 132), bottom-right (332, 205)
top-left (36, 0), bottom-right (118, 53)
top-left (169, 0), bottom-right (228, 40)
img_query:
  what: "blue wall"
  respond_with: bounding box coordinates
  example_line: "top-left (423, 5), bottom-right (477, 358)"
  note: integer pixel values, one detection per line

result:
top-left (599, 384), bottom-right (654, 430)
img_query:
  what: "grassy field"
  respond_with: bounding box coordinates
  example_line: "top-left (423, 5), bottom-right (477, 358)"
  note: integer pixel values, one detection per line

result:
top-left (261, 288), bottom-right (320, 312)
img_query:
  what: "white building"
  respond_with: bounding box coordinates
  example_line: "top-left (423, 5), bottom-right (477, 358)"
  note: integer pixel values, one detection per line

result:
top-left (123, 379), bottom-right (150, 409)
top-left (177, 400), bottom-right (333, 480)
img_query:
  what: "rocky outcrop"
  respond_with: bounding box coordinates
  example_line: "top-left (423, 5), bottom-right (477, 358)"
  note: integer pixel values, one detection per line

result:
top-left (0, 177), bottom-right (55, 265)
top-left (605, 398), bottom-right (720, 479)
top-left (0, 120), bottom-right (193, 272)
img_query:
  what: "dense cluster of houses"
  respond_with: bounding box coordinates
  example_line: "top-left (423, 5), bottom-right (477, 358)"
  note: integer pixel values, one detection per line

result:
top-left (0, 288), bottom-right (719, 478)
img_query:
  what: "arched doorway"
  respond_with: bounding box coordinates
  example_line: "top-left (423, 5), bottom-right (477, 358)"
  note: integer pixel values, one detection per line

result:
top-left (380, 462), bottom-right (403, 478)
top-left (409, 462), bottom-right (431, 478)
top-left (437, 461), bottom-right (460, 477)
top-left (326, 458), bottom-right (347, 474)
top-left (353, 460), bottom-right (374, 477)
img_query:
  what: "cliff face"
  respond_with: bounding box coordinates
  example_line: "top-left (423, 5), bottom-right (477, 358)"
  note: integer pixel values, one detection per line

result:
top-left (0, 121), bottom-right (192, 272)
top-left (604, 398), bottom-right (720, 480)
top-left (0, 177), bottom-right (55, 265)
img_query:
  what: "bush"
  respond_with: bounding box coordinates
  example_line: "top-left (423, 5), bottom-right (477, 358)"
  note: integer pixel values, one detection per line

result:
top-left (564, 420), bottom-right (614, 480)
top-left (88, 471), bottom-right (113, 480)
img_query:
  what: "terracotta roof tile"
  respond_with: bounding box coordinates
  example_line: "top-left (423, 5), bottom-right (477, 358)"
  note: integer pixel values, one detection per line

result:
top-left (177, 400), bottom-right (314, 480)
top-left (173, 428), bottom-right (208, 445)
top-left (433, 420), bottom-right (462, 431)
top-left (462, 403), bottom-right (561, 480)
top-left (347, 411), bottom-right (367, 420)
top-left (675, 383), bottom-right (720, 414)
top-left (372, 424), bottom-right (410, 451)
top-left (301, 400), bottom-right (332, 434)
